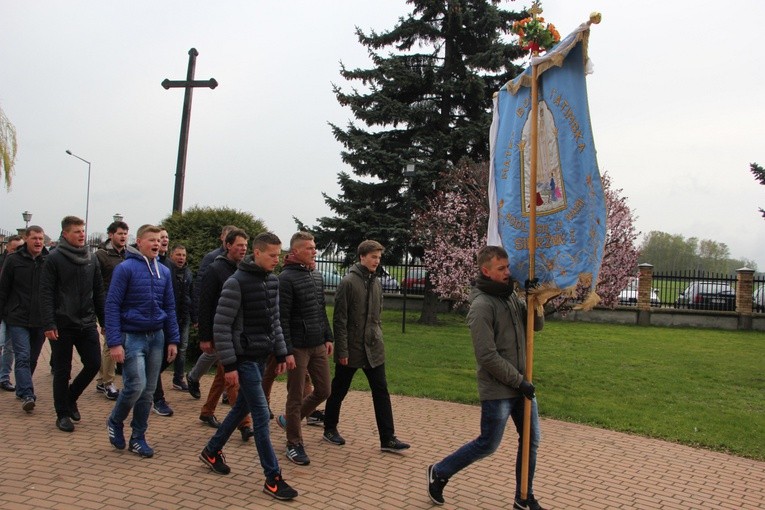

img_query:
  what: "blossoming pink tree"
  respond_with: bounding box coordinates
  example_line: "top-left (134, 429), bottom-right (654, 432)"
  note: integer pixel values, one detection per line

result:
top-left (414, 162), bottom-right (639, 308)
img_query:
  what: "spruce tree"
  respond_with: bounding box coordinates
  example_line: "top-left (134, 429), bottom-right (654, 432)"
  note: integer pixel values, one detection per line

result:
top-left (306, 0), bottom-right (527, 263)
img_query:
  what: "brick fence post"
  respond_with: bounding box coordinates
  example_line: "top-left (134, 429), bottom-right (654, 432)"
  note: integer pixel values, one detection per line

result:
top-left (736, 267), bottom-right (754, 330)
top-left (637, 263), bottom-right (654, 326)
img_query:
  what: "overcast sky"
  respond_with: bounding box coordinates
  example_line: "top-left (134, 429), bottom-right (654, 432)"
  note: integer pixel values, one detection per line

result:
top-left (1, 1), bottom-right (763, 270)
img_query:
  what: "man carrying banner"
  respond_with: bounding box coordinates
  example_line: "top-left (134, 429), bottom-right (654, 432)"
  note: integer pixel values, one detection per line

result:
top-left (427, 245), bottom-right (544, 510)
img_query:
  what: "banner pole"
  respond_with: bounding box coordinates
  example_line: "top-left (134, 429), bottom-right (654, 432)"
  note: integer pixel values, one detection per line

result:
top-left (520, 56), bottom-right (540, 502)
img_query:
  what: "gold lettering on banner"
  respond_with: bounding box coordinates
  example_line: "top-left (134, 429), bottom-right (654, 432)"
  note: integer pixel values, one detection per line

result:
top-left (549, 88), bottom-right (586, 153)
top-left (565, 198), bottom-right (585, 221)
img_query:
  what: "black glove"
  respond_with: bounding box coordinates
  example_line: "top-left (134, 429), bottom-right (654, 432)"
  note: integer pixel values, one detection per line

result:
top-left (524, 278), bottom-right (539, 291)
top-left (519, 380), bottom-right (536, 400)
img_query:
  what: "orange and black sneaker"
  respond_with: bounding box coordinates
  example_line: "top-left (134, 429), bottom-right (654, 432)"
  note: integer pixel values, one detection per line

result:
top-left (263, 473), bottom-right (298, 500)
top-left (199, 447), bottom-right (230, 475)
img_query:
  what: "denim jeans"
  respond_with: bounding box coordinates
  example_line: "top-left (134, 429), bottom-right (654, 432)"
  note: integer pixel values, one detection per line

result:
top-left (206, 360), bottom-right (280, 478)
top-left (188, 351), bottom-right (217, 381)
top-left (50, 326), bottom-right (101, 417)
top-left (109, 330), bottom-right (164, 439)
top-left (434, 397), bottom-right (541, 499)
top-left (172, 321), bottom-right (190, 380)
top-left (0, 321), bottom-right (15, 383)
top-left (7, 326), bottom-right (45, 400)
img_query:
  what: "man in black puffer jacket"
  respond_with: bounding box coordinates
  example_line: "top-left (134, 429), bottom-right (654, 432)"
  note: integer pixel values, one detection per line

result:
top-left (274, 231), bottom-right (333, 466)
top-left (198, 232), bottom-right (298, 502)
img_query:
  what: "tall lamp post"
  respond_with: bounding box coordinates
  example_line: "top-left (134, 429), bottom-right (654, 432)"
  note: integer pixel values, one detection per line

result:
top-left (65, 150), bottom-right (92, 237)
top-left (113, 213), bottom-right (124, 223)
top-left (22, 211), bottom-right (32, 230)
top-left (401, 162), bottom-right (416, 334)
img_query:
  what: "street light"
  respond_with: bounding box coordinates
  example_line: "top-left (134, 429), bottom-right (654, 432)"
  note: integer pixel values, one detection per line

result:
top-left (401, 162), bottom-right (416, 334)
top-left (113, 213), bottom-right (124, 223)
top-left (65, 150), bottom-right (92, 237)
top-left (22, 211), bottom-right (32, 229)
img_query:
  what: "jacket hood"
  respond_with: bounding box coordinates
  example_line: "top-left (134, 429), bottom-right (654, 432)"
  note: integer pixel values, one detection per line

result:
top-left (125, 244), bottom-right (164, 279)
top-left (238, 257), bottom-right (270, 275)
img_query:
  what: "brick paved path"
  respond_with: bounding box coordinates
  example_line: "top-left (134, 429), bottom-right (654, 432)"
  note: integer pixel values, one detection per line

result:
top-left (1, 344), bottom-right (763, 509)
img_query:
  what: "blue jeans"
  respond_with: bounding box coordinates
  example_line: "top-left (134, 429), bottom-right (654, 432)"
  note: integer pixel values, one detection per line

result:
top-left (172, 321), bottom-right (190, 380)
top-left (109, 330), bottom-right (164, 439)
top-left (206, 360), bottom-right (280, 478)
top-left (434, 397), bottom-right (541, 499)
top-left (7, 326), bottom-right (45, 400)
top-left (0, 321), bottom-right (14, 383)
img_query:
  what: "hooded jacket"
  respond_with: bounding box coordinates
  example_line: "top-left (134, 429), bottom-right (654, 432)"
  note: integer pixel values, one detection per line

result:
top-left (0, 244), bottom-right (49, 327)
top-left (466, 275), bottom-right (544, 401)
top-left (95, 240), bottom-right (126, 291)
top-left (213, 257), bottom-right (287, 372)
top-left (104, 245), bottom-right (180, 348)
top-left (39, 236), bottom-right (105, 330)
top-left (332, 263), bottom-right (384, 368)
top-left (278, 254), bottom-right (333, 352)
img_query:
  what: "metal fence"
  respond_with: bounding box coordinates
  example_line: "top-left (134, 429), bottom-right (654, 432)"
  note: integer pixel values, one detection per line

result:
top-left (314, 258), bottom-right (428, 295)
top-left (651, 270), bottom-right (738, 310)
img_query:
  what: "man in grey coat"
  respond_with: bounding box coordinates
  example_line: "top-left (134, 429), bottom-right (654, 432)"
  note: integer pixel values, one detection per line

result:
top-left (426, 245), bottom-right (545, 510)
top-left (322, 239), bottom-right (410, 452)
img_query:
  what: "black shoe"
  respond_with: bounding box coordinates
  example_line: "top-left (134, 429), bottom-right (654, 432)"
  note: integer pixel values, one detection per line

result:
top-left (69, 402), bottom-right (81, 422)
top-left (323, 428), bottom-right (346, 446)
top-left (186, 372), bottom-right (201, 399)
top-left (427, 464), bottom-right (448, 505)
top-left (240, 426), bottom-right (254, 442)
top-left (200, 447), bottom-right (231, 475)
top-left (0, 380), bottom-right (15, 392)
top-left (221, 393), bottom-right (229, 405)
top-left (263, 473), bottom-right (298, 500)
top-left (381, 436), bottom-right (410, 452)
top-left (513, 496), bottom-right (546, 510)
top-left (286, 443), bottom-right (310, 465)
top-left (199, 414), bottom-right (221, 428)
top-left (115, 363), bottom-right (122, 375)
top-left (56, 416), bottom-right (75, 432)
top-left (22, 397), bottom-right (35, 413)
top-left (306, 409), bottom-right (324, 426)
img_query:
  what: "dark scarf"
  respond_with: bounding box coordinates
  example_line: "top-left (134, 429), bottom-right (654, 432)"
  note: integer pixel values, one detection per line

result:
top-left (474, 274), bottom-right (514, 299)
top-left (56, 236), bottom-right (91, 265)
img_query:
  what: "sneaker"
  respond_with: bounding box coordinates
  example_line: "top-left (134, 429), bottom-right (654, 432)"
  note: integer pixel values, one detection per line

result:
top-left (104, 383), bottom-right (119, 400)
top-left (263, 473), bottom-right (298, 500)
top-left (427, 464), bottom-right (448, 505)
top-left (240, 426), bottom-right (254, 442)
top-left (323, 428), bottom-right (346, 446)
top-left (22, 397), bottom-right (35, 413)
top-left (381, 436), bottom-right (410, 452)
top-left (128, 437), bottom-right (155, 458)
top-left (199, 414), bottom-right (221, 428)
top-left (172, 378), bottom-right (189, 391)
top-left (69, 401), bottom-right (81, 422)
top-left (513, 496), bottom-right (546, 510)
top-left (186, 372), bottom-right (201, 399)
top-left (56, 415), bottom-right (74, 432)
top-left (286, 443), bottom-right (310, 465)
top-left (199, 447), bottom-right (231, 475)
top-left (276, 414), bottom-right (287, 431)
top-left (107, 418), bottom-right (125, 450)
top-left (152, 399), bottom-right (174, 417)
top-left (96, 382), bottom-right (106, 394)
top-left (306, 409), bottom-right (324, 426)
top-left (221, 392), bottom-right (229, 405)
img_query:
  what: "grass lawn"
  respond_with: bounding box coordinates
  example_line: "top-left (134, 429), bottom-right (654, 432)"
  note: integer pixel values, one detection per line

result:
top-left (324, 307), bottom-right (765, 460)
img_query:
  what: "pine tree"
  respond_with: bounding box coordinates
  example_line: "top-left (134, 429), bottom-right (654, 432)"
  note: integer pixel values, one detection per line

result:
top-left (306, 1), bottom-right (527, 263)
top-left (751, 162), bottom-right (765, 218)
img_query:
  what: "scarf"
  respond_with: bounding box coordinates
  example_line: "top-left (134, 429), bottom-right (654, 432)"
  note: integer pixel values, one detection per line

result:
top-left (56, 236), bottom-right (91, 265)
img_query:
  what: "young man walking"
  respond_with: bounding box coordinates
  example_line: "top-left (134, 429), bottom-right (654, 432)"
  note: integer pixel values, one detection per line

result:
top-left (275, 232), bottom-right (333, 465)
top-left (168, 244), bottom-right (197, 391)
top-left (0, 226), bottom-right (49, 412)
top-left (199, 232), bottom-right (298, 501)
top-left (94, 220), bottom-right (129, 400)
top-left (323, 240), bottom-right (410, 452)
top-left (40, 216), bottom-right (105, 432)
top-left (426, 245), bottom-right (545, 510)
top-left (105, 224), bottom-right (180, 458)
top-left (0, 234), bottom-right (24, 392)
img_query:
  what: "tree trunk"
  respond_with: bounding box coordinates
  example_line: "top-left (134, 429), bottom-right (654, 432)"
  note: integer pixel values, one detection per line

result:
top-left (417, 276), bottom-right (440, 325)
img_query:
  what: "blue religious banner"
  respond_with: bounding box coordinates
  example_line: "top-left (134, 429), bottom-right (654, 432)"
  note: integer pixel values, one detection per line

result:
top-left (488, 19), bottom-right (606, 308)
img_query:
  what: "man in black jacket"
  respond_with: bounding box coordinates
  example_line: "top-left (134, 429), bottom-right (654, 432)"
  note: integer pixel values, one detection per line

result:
top-left (0, 226), bottom-right (48, 412)
top-left (0, 234), bottom-right (24, 392)
top-left (275, 232), bottom-right (333, 465)
top-left (40, 216), bottom-right (105, 433)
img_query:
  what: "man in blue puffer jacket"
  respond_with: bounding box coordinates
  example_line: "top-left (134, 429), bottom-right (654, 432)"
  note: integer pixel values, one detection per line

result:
top-left (104, 224), bottom-right (180, 458)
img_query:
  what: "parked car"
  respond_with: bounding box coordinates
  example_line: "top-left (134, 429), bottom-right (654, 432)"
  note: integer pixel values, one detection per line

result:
top-left (320, 269), bottom-right (342, 289)
top-left (675, 281), bottom-right (736, 311)
top-left (753, 286), bottom-right (765, 313)
top-left (402, 266), bottom-right (427, 295)
top-left (617, 278), bottom-right (660, 307)
top-left (378, 266), bottom-right (401, 294)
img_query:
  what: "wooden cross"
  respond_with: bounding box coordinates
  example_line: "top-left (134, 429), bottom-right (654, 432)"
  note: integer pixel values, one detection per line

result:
top-left (162, 48), bottom-right (218, 214)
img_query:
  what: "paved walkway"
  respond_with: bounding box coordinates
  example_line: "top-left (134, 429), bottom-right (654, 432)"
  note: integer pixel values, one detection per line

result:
top-left (1, 344), bottom-right (763, 509)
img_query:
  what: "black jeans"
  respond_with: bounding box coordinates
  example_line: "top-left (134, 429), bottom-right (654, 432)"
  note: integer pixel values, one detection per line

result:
top-left (50, 325), bottom-right (101, 417)
top-left (324, 362), bottom-right (395, 443)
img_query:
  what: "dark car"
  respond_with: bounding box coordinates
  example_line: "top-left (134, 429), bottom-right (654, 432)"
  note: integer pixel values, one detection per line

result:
top-left (402, 266), bottom-right (427, 295)
top-left (675, 281), bottom-right (736, 311)
top-left (753, 286), bottom-right (765, 313)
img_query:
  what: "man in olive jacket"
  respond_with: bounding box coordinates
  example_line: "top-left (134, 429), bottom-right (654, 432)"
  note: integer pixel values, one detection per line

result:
top-left (426, 245), bottom-right (545, 510)
top-left (322, 240), bottom-right (410, 452)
